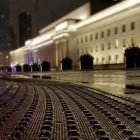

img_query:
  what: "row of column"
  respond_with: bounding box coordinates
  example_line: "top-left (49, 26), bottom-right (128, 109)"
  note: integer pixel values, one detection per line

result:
top-left (24, 38), bottom-right (69, 70)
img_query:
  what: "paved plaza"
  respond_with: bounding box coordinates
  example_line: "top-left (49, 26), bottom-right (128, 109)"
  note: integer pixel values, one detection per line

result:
top-left (27, 70), bottom-right (140, 101)
top-left (0, 70), bottom-right (140, 139)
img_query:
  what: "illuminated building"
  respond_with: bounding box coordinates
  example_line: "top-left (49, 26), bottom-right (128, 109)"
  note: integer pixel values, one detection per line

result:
top-left (10, 1), bottom-right (140, 70)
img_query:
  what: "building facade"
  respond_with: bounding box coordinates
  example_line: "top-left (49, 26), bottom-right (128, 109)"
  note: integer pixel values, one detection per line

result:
top-left (10, 1), bottom-right (140, 70)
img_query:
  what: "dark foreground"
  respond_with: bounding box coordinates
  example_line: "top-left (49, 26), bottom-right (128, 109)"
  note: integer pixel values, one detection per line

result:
top-left (0, 78), bottom-right (140, 140)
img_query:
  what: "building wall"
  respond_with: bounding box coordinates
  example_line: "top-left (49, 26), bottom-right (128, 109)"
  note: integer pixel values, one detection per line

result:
top-left (75, 4), bottom-right (140, 67)
top-left (10, 49), bottom-right (25, 66)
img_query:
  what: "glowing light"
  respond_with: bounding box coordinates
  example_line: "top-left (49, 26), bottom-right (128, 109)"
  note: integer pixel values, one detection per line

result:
top-left (115, 39), bottom-right (119, 48)
top-left (55, 21), bottom-right (68, 31)
top-left (52, 33), bottom-right (69, 40)
top-left (31, 32), bottom-right (53, 46)
top-left (25, 40), bottom-right (31, 45)
top-left (31, 40), bottom-right (53, 49)
top-left (11, 48), bottom-right (24, 54)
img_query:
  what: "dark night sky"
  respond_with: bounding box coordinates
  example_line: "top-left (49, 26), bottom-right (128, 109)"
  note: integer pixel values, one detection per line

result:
top-left (9, 0), bottom-right (87, 43)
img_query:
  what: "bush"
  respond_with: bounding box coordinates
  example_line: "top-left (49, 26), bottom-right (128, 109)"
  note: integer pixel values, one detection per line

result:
top-left (41, 61), bottom-right (50, 71)
top-left (31, 63), bottom-right (40, 71)
top-left (61, 57), bottom-right (73, 70)
top-left (15, 64), bottom-right (22, 72)
top-left (23, 64), bottom-right (31, 72)
top-left (125, 47), bottom-right (140, 68)
top-left (80, 54), bottom-right (94, 70)
top-left (5, 66), bottom-right (12, 72)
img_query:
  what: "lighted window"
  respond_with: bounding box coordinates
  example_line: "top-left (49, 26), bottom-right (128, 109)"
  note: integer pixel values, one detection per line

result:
top-left (122, 24), bottom-right (126, 32)
top-left (102, 57), bottom-right (105, 64)
top-left (115, 39), bottom-right (119, 48)
top-left (114, 27), bottom-right (118, 34)
top-left (131, 22), bottom-right (135, 30)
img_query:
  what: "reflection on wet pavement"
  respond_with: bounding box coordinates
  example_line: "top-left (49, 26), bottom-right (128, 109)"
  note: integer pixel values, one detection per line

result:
top-left (21, 70), bottom-right (140, 101)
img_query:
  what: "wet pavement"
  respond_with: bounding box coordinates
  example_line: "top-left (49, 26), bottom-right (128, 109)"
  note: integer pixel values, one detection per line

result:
top-left (2, 70), bottom-right (139, 101)
top-left (1, 70), bottom-right (140, 139)
top-left (23, 70), bottom-right (140, 101)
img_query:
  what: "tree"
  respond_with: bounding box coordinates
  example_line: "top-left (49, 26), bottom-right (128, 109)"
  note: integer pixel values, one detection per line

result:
top-left (80, 54), bottom-right (94, 70)
top-left (61, 57), bottom-right (73, 70)
top-left (23, 64), bottom-right (31, 72)
top-left (15, 64), bottom-right (22, 72)
top-left (41, 61), bottom-right (50, 71)
top-left (31, 63), bottom-right (40, 72)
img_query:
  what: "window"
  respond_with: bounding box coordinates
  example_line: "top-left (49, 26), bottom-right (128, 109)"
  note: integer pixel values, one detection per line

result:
top-left (107, 29), bottom-right (110, 36)
top-left (102, 57), bottom-right (105, 64)
top-left (101, 31), bottom-right (104, 38)
top-left (81, 38), bottom-right (83, 44)
top-left (115, 39), bottom-right (119, 48)
top-left (85, 47), bottom-right (88, 53)
top-left (91, 47), bottom-right (93, 53)
top-left (77, 39), bottom-right (79, 44)
top-left (108, 55), bottom-right (111, 63)
top-left (82, 48), bottom-right (84, 53)
top-left (115, 55), bottom-right (118, 63)
top-left (90, 34), bottom-right (93, 41)
top-left (95, 33), bottom-right (98, 39)
top-left (108, 42), bottom-right (111, 50)
top-left (131, 22), bottom-right (135, 30)
top-left (122, 39), bottom-right (126, 47)
top-left (101, 44), bottom-right (104, 51)
top-left (96, 57), bottom-right (99, 64)
top-left (96, 45), bottom-right (98, 52)
top-left (114, 27), bottom-right (118, 34)
top-left (77, 48), bottom-right (79, 54)
top-left (85, 36), bottom-right (88, 42)
top-left (122, 24), bottom-right (126, 32)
